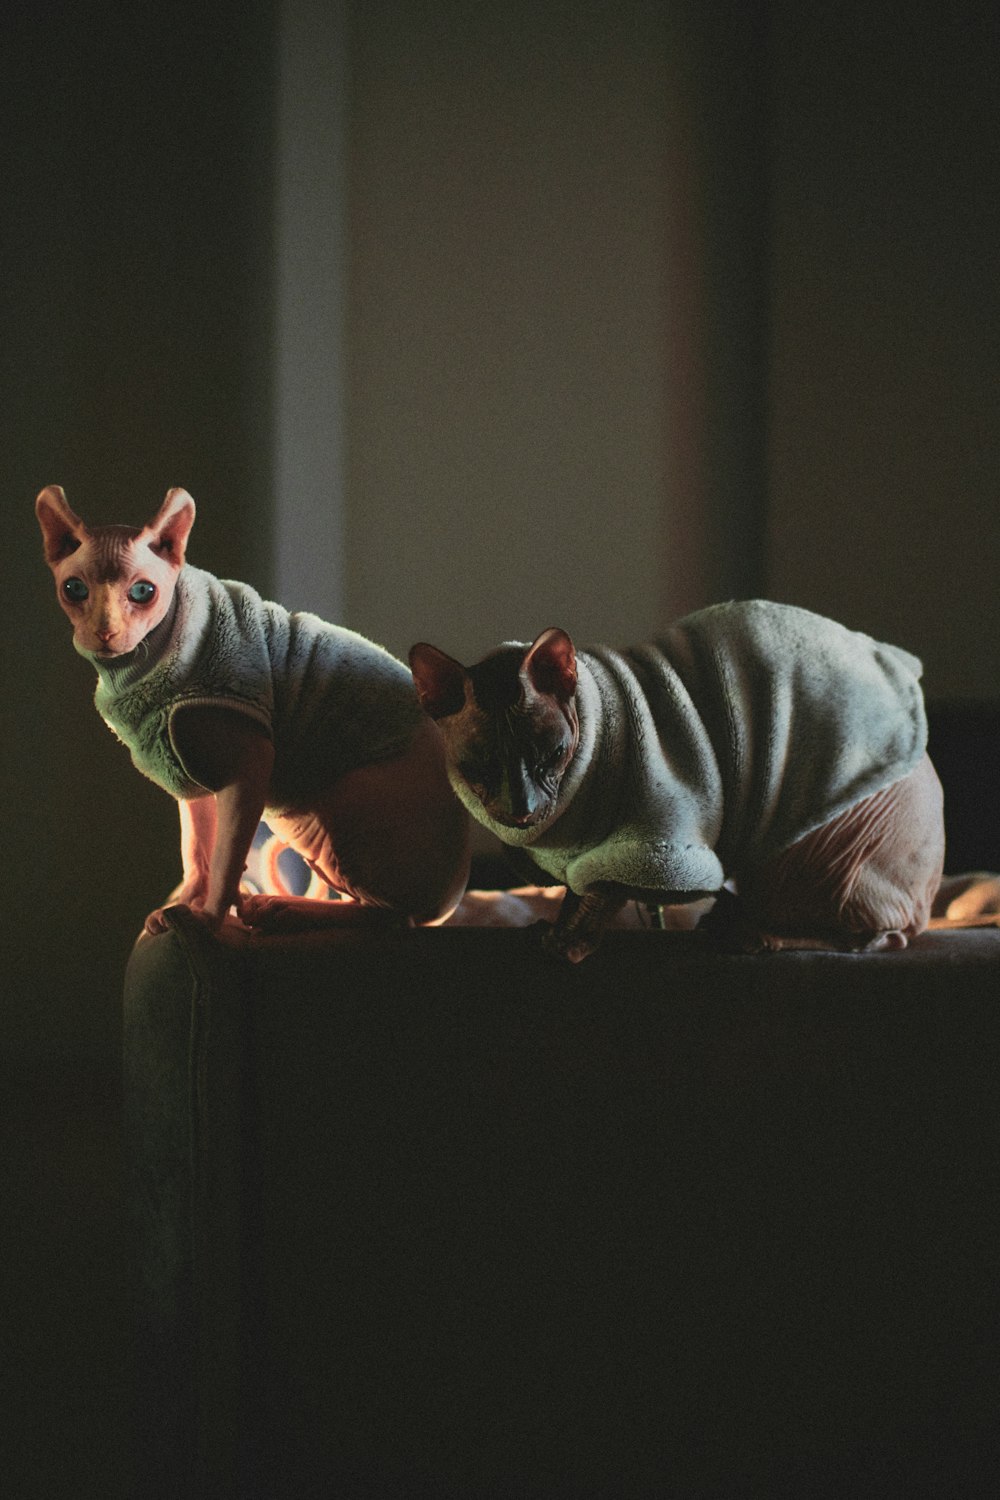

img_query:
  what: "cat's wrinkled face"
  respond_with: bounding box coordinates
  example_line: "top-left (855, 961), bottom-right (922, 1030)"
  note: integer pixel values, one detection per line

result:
top-left (37, 485), bottom-right (194, 659)
top-left (409, 630), bottom-right (580, 833)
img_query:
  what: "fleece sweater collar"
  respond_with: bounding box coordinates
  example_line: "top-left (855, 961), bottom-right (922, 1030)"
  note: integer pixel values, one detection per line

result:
top-left (78, 568), bottom-right (203, 700)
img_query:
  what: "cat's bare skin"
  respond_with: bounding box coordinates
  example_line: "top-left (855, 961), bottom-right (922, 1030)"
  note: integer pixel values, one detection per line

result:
top-left (38, 485), bottom-right (469, 936)
top-left (524, 752), bottom-right (943, 965)
top-left (703, 753), bottom-right (945, 957)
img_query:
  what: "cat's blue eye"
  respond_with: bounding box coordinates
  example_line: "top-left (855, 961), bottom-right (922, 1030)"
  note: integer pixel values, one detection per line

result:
top-left (63, 578), bottom-right (88, 602)
top-left (128, 580), bottom-right (157, 605)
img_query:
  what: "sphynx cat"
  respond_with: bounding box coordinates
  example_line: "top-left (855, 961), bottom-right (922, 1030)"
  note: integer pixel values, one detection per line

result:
top-left (411, 604), bottom-right (963, 962)
top-left (37, 485), bottom-right (469, 935)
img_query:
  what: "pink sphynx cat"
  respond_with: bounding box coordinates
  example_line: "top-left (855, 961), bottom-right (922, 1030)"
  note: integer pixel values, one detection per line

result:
top-left (37, 485), bottom-right (469, 936)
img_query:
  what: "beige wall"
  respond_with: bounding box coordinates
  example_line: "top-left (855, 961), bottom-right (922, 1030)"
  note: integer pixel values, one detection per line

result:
top-left (345, 1), bottom-right (669, 662)
top-left (766, 0), bottom-right (1000, 700)
top-left (343, 0), bottom-right (768, 662)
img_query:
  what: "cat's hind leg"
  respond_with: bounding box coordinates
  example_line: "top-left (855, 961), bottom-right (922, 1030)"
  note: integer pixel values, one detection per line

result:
top-left (725, 753), bottom-right (945, 952)
top-left (535, 884), bottom-right (631, 963)
top-left (247, 718), bottom-right (471, 933)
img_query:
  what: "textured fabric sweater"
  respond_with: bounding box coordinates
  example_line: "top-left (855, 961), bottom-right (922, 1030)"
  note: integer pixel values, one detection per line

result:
top-left (451, 600), bottom-right (928, 898)
top-left (81, 564), bottom-right (422, 812)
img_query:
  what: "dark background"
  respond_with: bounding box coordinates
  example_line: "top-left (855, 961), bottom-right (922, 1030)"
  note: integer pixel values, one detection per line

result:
top-left (1, 1), bottom-right (997, 1493)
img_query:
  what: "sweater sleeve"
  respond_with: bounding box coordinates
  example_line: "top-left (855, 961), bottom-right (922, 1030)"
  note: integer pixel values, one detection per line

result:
top-left (566, 829), bottom-right (725, 899)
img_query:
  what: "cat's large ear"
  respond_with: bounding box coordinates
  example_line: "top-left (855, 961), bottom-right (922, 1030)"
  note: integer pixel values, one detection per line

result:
top-left (521, 628), bottom-right (577, 703)
top-left (36, 485), bottom-right (87, 565)
top-left (139, 487), bottom-right (196, 563)
top-left (408, 643), bottom-right (470, 720)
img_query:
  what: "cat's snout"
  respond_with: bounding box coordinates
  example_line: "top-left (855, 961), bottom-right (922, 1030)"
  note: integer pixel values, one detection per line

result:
top-left (94, 626), bottom-right (121, 655)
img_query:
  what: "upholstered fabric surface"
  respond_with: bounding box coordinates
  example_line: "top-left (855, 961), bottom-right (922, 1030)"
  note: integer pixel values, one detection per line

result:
top-left (125, 911), bottom-right (1000, 1498)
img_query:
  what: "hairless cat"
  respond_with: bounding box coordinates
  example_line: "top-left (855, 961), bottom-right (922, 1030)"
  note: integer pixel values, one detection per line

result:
top-left (411, 604), bottom-right (976, 962)
top-left (38, 485), bottom-right (469, 935)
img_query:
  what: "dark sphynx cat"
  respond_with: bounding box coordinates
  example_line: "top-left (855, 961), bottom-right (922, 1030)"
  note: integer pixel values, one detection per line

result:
top-left (410, 602), bottom-right (984, 962)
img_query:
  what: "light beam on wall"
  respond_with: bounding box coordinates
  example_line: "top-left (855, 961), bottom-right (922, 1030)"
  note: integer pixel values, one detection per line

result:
top-left (273, 0), bottom-right (348, 621)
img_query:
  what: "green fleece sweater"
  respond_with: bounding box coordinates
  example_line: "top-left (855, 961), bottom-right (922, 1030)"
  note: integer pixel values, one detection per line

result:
top-left (448, 600), bottom-right (928, 899)
top-left (81, 564), bottom-right (422, 812)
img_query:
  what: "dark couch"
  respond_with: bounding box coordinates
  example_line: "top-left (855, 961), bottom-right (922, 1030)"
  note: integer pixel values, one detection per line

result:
top-left (125, 918), bottom-right (999, 1500)
top-left (124, 702), bottom-right (1000, 1498)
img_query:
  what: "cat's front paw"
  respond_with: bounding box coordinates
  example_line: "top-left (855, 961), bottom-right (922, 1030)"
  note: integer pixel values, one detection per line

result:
top-left (143, 901), bottom-right (226, 937)
top-left (144, 904), bottom-right (176, 936)
top-left (532, 919), bottom-right (597, 965)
